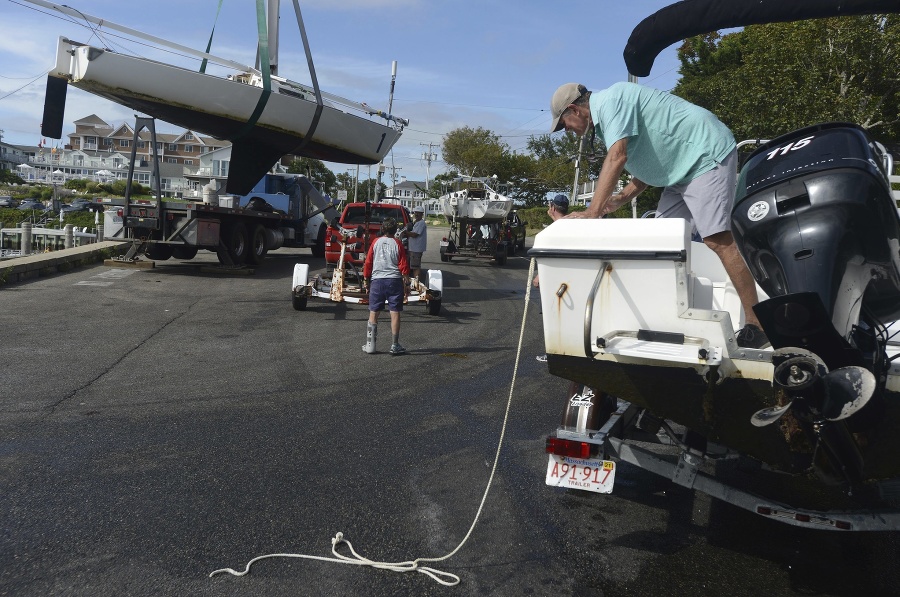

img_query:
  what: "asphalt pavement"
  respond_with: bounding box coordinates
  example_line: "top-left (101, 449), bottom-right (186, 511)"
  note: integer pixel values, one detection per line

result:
top-left (2, 229), bottom-right (900, 597)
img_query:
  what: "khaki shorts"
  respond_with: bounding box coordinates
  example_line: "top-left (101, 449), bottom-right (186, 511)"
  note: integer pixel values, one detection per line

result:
top-left (656, 149), bottom-right (737, 239)
top-left (409, 251), bottom-right (423, 269)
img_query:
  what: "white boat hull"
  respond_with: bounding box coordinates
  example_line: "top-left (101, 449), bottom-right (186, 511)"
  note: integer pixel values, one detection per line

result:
top-left (439, 189), bottom-right (512, 222)
top-left (49, 37), bottom-right (402, 193)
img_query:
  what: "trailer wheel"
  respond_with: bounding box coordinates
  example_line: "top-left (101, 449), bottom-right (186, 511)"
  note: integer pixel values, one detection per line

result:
top-left (427, 299), bottom-right (441, 316)
top-left (225, 222), bottom-right (249, 265)
top-left (494, 248), bottom-right (507, 266)
top-left (172, 246), bottom-right (198, 260)
top-left (246, 224), bottom-right (268, 266)
top-left (292, 295), bottom-right (308, 311)
top-left (145, 243), bottom-right (173, 261)
top-left (311, 224), bottom-right (326, 258)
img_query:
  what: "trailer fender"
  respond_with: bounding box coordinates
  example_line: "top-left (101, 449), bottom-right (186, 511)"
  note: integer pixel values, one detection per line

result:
top-left (427, 269), bottom-right (443, 293)
top-left (292, 263), bottom-right (310, 291)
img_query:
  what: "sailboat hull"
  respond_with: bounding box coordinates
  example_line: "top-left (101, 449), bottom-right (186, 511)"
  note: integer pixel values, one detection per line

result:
top-left (49, 37), bottom-right (402, 192)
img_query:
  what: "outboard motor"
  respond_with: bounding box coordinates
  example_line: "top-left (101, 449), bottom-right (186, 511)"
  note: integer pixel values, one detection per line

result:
top-left (733, 123), bottom-right (900, 488)
top-left (733, 123), bottom-right (900, 362)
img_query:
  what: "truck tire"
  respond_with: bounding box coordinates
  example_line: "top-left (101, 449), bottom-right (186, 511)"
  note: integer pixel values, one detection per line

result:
top-left (145, 243), bottom-right (173, 261)
top-left (172, 246), bottom-right (198, 260)
top-left (246, 224), bottom-right (268, 266)
top-left (225, 222), bottom-right (249, 265)
top-left (311, 224), bottom-right (326, 258)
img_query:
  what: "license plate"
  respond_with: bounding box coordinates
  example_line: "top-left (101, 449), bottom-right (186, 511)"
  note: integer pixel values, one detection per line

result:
top-left (545, 454), bottom-right (616, 494)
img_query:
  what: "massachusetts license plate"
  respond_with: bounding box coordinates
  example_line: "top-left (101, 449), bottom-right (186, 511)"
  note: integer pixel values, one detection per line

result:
top-left (545, 454), bottom-right (616, 494)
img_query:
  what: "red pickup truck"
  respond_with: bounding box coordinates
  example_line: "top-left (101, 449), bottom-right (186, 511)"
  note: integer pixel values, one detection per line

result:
top-left (324, 201), bottom-right (412, 270)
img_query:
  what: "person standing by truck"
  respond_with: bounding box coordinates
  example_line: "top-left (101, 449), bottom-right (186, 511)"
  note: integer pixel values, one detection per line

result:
top-left (403, 205), bottom-right (428, 284)
top-left (363, 217), bottom-right (410, 356)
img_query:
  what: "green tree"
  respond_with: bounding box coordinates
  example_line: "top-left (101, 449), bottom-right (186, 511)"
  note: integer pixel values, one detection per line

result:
top-left (442, 127), bottom-right (512, 181)
top-left (287, 157), bottom-right (337, 192)
top-left (674, 15), bottom-right (900, 143)
top-left (0, 170), bottom-right (25, 184)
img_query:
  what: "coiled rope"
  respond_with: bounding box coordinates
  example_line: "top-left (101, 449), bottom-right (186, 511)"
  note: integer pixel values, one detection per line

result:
top-left (210, 258), bottom-right (537, 586)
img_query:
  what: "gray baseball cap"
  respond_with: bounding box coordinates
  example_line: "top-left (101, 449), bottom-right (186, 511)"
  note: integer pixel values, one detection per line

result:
top-left (550, 83), bottom-right (587, 132)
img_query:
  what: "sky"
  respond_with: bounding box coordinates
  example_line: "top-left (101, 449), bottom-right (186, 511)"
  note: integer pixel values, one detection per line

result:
top-left (0, 0), bottom-right (685, 185)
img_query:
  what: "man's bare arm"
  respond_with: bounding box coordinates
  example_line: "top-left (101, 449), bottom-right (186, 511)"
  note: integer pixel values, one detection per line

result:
top-left (567, 137), bottom-right (628, 219)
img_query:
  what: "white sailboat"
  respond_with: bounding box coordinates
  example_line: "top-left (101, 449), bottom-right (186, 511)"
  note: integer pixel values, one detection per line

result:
top-left (26, 0), bottom-right (407, 195)
top-left (438, 177), bottom-right (513, 223)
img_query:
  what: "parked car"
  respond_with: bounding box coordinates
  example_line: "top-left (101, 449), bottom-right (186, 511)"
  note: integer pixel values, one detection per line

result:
top-left (324, 201), bottom-right (411, 271)
top-left (0, 196), bottom-right (19, 208)
top-left (17, 200), bottom-right (46, 211)
top-left (61, 199), bottom-right (104, 213)
top-left (504, 210), bottom-right (526, 255)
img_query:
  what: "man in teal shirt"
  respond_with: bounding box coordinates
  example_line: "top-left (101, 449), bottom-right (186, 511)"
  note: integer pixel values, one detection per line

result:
top-left (549, 81), bottom-right (767, 348)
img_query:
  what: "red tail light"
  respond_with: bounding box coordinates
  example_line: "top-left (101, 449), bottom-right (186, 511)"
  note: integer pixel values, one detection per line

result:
top-left (545, 436), bottom-right (592, 459)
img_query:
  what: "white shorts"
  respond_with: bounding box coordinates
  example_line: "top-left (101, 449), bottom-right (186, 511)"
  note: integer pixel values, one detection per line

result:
top-left (656, 149), bottom-right (737, 240)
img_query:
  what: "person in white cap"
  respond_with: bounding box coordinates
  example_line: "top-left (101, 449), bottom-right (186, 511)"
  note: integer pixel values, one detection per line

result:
top-left (548, 81), bottom-right (768, 349)
top-left (403, 205), bottom-right (428, 284)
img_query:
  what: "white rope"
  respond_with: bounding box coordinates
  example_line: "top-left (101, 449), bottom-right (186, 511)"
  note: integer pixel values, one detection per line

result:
top-left (210, 258), bottom-right (538, 586)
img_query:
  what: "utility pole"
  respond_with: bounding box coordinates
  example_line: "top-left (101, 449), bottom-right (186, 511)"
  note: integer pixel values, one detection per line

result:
top-left (420, 142), bottom-right (438, 190)
top-left (571, 135), bottom-right (584, 205)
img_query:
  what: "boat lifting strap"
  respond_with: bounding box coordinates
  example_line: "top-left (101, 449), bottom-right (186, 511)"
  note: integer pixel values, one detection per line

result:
top-left (198, 0), bottom-right (225, 74)
top-left (232, 0), bottom-right (273, 141)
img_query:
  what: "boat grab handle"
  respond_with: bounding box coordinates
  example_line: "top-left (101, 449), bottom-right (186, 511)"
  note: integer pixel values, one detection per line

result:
top-left (584, 261), bottom-right (609, 358)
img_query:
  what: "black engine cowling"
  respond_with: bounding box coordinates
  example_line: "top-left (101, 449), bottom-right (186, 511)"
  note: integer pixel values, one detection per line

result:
top-left (732, 122), bottom-right (900, 344)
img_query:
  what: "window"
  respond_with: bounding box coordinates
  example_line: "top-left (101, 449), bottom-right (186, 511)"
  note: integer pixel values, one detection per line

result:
top-left (167, 158), bottom-right (178, 163)
top-left (156, 142), bottom-right (163, 151)
top-left (119, 139), bottom-right (130, 147)
top-left (212, 159), bottom-right (229, 177)
top-left (138, 141), bottom-right (146, 149)
top-left (168, 144), bottom-right (177, 151)
top-left (103, 138), bottom-right (113, 146)
top-left (184, 159), bottom-right (193, 165)
top-left (184, 145), bottom-right (194, 153)
top-left (184, 133), bottom-right (194, 140)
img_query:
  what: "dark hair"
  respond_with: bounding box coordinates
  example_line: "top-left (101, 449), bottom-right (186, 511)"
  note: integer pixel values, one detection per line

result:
top-left (572, 89), bottom-right (591, 107)
top-left (381, 217), bottom-right (398, 236)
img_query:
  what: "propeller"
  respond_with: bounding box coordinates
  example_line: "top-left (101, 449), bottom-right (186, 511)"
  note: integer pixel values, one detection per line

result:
top-left (750, 348), bottom-right (875, 427)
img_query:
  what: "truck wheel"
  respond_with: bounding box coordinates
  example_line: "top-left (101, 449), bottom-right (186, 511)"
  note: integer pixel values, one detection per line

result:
top-left (427, 299), bottom-right (441, 316)
top-left (246, 224), bottom-right (268, 266)
top-left (292, 295), bottom-right (308, 311)
top-left (312, 224), bottom-right (326, 258)
top-left (145, 243), bottom-right (173, 261)
top-left (172, 246), bottom-right (198, 260)
top-left (226, 222), bottom-right (249, 265)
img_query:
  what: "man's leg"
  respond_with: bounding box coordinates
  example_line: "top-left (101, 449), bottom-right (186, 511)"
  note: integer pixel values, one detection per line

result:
top-left (703, 230), bottom-right (761, 328)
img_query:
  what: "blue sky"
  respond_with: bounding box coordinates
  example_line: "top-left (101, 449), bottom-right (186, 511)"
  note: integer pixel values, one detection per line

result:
top-left (1, 0), bottom-right (684, 183)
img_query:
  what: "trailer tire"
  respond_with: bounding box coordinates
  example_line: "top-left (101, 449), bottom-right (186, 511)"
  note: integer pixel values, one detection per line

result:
top-left (427, 299), bottom-right (441, 316)
top-left (225, 222), bottom-right (249, 265)
top-left (145, 243), bottom-right (173, 261)
top-left (312, 224), bottom-right (326, 258)
top-left (494, 249), bottom-right (507, 266)
top-left (292, 295), bottom-right (308, 311)
top-left (246, 224), bottom-right (268, 266)
top-left (172, 246), bottom-right (198, 260)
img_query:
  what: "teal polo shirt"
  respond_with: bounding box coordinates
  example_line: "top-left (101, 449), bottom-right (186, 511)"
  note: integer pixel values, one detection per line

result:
top-left (589, 82), bottom-right (735, 187)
